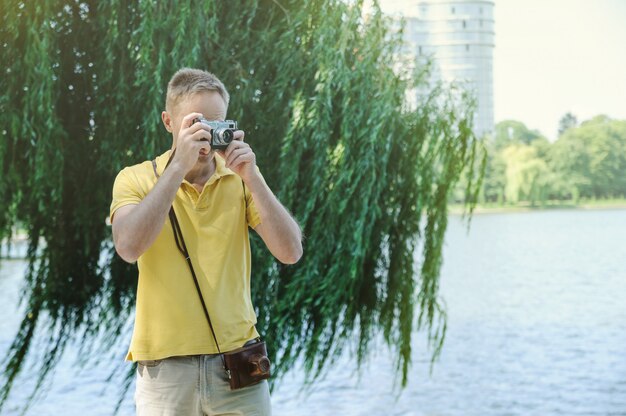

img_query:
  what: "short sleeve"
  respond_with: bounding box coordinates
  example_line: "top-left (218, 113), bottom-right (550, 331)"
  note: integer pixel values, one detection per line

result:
top-left (110, 167), bottom-right (143, 222)
top-left (245, 166), bottom-right (263, 228)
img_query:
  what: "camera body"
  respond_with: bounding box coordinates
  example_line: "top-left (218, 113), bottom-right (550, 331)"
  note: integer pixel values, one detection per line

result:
top-left (191, 117), bottom-right (238, 150)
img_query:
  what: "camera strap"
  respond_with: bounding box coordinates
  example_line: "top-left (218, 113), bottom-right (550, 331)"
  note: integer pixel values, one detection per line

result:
top-left (151, 152), bottom-right (249, 380)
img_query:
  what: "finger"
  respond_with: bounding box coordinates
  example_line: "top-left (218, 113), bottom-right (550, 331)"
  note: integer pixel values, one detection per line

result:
top-left (233, 130), bottom-right (245, 142)
top-left (224, 142), bottom-right (244, 161)
top-left (226, 147), bottom-right (248, 167)
top-left (181, 112), bottom-right (204, 129)
top-left (190, 129), bottom-right (212, 142)
top-left (229, 153), bottom-right (255, 170)
top-left (224, 140), bottom-right (249, 160)
top-left (227, 149), bottom-right (254, 167)
top-left (182, 121), bottom-right (209, 137)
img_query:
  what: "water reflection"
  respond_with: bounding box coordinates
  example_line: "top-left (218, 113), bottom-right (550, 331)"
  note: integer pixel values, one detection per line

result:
top-left (1, 209), bottom-right (626, 415)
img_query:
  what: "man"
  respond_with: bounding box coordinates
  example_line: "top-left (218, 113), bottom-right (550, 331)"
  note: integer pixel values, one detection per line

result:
top-left (110, 67), bottom-right (302, 415)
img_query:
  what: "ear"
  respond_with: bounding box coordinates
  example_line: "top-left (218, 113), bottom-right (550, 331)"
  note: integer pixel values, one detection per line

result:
top-left (161, 111), bottom-right (173, 133)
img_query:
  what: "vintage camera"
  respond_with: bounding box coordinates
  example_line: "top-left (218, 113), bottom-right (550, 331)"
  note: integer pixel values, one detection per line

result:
top-left (191, 117), bottom-right (238, 150)
top-left (223, 338), bottom-right (271, 390)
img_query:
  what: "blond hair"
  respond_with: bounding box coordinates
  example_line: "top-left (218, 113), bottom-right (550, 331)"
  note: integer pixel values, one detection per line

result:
top-left (165, 68), bottom-right (230, 113)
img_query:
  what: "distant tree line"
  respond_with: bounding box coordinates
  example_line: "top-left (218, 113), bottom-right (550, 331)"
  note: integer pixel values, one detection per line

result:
top-left (476, 114), bottom-right (626, 205)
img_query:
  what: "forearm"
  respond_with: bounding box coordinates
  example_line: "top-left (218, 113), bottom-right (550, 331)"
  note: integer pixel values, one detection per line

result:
top-left (114, 164), bottom-right (186, 262)
top-left (246, 173), bottom-right (303, 264)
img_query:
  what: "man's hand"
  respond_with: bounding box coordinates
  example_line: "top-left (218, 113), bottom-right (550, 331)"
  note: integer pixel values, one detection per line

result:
top-left (219, 130), bottom-right (259, 183)
top-left (171, 112), bottom-right (213, 174)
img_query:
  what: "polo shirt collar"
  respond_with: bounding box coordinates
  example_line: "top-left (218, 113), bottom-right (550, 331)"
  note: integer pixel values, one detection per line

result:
top-left (212, 153), bottom-right (235, 180)
top-left (153, 149), bottom-right (173, 178)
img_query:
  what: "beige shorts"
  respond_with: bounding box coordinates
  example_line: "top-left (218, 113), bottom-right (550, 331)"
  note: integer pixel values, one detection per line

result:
top-left (135, 354), bottom-right (272, 416)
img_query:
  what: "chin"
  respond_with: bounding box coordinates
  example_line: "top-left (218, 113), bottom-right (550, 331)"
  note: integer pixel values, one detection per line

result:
top-left (197, 151), bottom-right (214, 161)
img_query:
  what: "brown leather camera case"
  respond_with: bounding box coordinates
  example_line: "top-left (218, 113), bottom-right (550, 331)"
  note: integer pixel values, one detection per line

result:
top-left (223, 341), bottom-right (271, 390)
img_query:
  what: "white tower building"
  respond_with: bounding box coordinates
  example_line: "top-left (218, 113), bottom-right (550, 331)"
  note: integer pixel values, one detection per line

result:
top-left (383, 0), bottom-right (495, 137)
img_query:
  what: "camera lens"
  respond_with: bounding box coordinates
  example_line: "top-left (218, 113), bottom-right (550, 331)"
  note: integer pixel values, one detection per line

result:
top-left (258, 357), bottom-right (270, 373)
top-left (213, 128), bottom-right (233, 145)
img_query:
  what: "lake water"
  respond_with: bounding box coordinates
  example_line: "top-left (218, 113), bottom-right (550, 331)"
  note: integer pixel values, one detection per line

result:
top-left (1, 209), bottom-right (625, 415)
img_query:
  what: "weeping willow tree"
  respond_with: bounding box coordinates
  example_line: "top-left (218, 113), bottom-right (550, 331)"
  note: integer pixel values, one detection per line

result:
top-left (0, 0), bottom-right (484, 412)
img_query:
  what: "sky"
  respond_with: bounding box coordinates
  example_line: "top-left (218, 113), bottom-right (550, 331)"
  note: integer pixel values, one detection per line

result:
top-left (494, 0), bottom-right (626, 140)
top-left (377, 0), bottom-right (626, 141)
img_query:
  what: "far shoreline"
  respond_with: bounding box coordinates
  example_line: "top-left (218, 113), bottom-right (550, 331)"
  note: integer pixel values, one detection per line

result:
top-left (449, 200), bottom-right (626, 216)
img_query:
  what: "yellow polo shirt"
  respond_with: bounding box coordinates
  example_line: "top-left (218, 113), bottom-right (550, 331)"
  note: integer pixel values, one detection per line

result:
top-left (110, 149), bottom-right (261, 361)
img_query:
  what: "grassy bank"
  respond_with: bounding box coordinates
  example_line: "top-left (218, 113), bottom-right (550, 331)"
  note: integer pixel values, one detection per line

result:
top-left (448, 198), bottom-right (626, 215)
